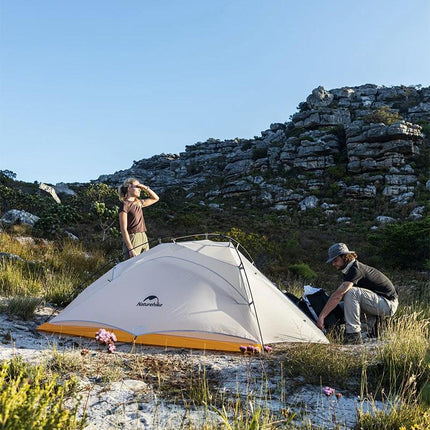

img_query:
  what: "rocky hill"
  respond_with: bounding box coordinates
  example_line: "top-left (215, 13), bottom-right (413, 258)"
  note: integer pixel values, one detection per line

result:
top-left (96, 84), bottom-right (429, 223)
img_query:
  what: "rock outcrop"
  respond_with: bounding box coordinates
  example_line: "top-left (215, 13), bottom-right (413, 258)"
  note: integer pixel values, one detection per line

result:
top-left (1, 209), bottom-right (40, 226)
top-left (97, 84), bottom-right (429, 220)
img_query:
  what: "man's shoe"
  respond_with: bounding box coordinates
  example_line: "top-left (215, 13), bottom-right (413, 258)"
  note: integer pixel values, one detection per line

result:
top-left (344, 332), bottom-right (363, 345)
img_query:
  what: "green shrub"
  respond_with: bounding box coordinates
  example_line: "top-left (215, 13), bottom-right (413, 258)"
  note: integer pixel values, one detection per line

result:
top-left (222, 227), bottom-right (279, 269)
top-left (252, 147), bottom-right (268, 160)
top-left (416, 120), bottom-right (430, 137)
top-left (33, 214), bottom-right (63, 238)
top-left (85, 183), bottom-right (117, 205)
top-left (285, 126), bottom-right (305, 138)
top-left (326, 164), bottom-right (347, 180)
top-left (363, 105), bottom-right (403, 125)
top-left (412, 145), bottom-right (430, 172)
top-left (90, 202), bottom-right (119, 242)
top-left (241, 142), bottom-right (252, 151)
top-left (367, 217), bottom-right (430, 269)
top-left (326, 182), bottom-right (341, 198)
top-left (174, 212), bottom-right (205, 229)
top-left (287, 263), bottom-right (318, 281)
top-left (83, 184), bottom-right (120, 242)
top-left (160, 187), bottom-right (188, 210)
top-left (0, 359), bottom-right (85, 429)
top-left (298, 135), bottom-right (315, 143)
top-left (0, 170), bottom-right (16, 187)
top-left (327, 124), bottom-right (346, 140)
top-left (33, 204), bottom-right (82, 239)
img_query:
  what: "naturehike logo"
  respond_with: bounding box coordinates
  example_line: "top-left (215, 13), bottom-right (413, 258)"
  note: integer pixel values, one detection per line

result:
top-left (137, 295), bottom-right (163, 307)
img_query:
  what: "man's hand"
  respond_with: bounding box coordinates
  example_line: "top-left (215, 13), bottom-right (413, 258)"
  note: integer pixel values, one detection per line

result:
top-left (316, 281), bottom-right (352, 332)
top-left (316, 316), bottom-right (325, 331)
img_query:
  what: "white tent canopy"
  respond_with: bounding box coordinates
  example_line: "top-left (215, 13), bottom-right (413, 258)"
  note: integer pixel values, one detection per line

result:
top-left (39, 239), bottom-right (328, 351)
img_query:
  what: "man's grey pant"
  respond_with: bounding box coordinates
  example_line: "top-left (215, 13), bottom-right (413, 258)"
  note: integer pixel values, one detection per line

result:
top-left (344, 287), bottom-right (398, 334)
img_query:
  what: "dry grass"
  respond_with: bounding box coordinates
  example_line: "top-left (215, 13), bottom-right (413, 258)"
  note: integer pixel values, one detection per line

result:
top-left (0, 232), bottom-right (109, 309)
top-left (0, 229), bottom-right (429, 429)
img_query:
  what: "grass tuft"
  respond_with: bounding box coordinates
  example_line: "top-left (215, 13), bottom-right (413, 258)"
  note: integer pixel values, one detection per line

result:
top-left (3, 295), bottom-right (43, 320)
top-left (281, 343), bottom-right (364, 389)
top-left (369, 311), bottom-right (430, 396)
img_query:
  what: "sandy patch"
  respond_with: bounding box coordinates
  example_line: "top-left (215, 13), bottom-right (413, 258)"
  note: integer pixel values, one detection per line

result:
top-left (0, 304), bottom-right (382, 429)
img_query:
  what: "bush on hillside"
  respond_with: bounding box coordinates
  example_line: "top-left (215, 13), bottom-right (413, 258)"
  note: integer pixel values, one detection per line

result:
top-left (415, 120), bottom-right (430, 137)
top-left (90, 201), bottom-right (119, 241)
top-left (221, 227), bottom-right (280, 269)
top-left (0, 184), bottom-right (46, 214)
top-left (32, 203), bottom-right (82, 239)
top-left (363, 105), bottom-right (403, 125)
top-left (367, 217), bottom-right (430, 269)
top-left (252, 148), bottom-right (268, 160)
top-left (161, 187), bottom-right (188, 210)
top-left (0, 170), bottom-right (16, 186)
top-left (85, 184), bottom-right (119, 240)
top-left (287, 263), bottom-right (318, 282)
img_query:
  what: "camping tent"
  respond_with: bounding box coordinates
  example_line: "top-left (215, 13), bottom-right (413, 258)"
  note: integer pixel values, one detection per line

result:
top-left (38, 239), bottom-right (328, 351)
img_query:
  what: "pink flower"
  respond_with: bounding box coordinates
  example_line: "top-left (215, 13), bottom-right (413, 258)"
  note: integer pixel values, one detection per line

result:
top-left (240, 345), bottom-right (265, 354)
top-left (323, 386), bottom-right (335, 397)
top-left (245, 345), bottom-right (261, 354)
top-left (95, 328), bottom-right (117, 353)
top-left (263, 346), bottom-right (273, 353)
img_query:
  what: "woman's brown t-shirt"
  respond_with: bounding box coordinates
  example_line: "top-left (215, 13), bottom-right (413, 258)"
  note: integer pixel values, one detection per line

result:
top-left (119, 200), bottom-right (147, 234)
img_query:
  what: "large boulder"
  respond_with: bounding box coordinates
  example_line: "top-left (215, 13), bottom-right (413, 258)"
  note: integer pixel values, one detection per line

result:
top-left (1, 209), bottom-right (40, 226)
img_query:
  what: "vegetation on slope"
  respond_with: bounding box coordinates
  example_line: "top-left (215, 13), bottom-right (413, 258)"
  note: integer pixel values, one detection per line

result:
top-left (0, 168), bottom-right (429, 428)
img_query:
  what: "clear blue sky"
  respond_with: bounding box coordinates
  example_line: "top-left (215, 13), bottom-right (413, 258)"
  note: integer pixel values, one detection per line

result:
top-left (1, 0), bottom-right (429, 184)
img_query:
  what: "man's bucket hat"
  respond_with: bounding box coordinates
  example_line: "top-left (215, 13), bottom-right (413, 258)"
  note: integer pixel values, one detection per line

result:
top-left (326, 243), bottom-right (355, 263)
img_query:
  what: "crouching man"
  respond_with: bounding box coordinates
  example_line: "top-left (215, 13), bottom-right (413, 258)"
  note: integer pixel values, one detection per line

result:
top-left (316, 243), bottom-right (398, 344)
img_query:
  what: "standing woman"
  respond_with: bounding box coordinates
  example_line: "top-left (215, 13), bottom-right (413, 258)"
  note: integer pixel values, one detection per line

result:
top-left (118, 178), bottom-right (160, 259)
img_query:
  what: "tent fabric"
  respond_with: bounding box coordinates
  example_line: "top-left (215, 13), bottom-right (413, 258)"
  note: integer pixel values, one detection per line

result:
top-left (38, 240), bottom-right (328, 351)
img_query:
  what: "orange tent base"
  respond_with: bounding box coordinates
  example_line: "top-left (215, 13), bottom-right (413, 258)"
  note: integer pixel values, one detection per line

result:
top-left (37, 322), bottom-right (260, 353)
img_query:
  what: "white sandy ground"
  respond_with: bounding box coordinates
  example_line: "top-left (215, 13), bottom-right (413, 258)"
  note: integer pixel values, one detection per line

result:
top-left (0, 305), bottom-right (385, 430)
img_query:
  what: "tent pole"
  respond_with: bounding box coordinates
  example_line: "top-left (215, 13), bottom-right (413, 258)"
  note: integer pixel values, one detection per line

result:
top-left (234, 246), bottom-right (266, 352)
